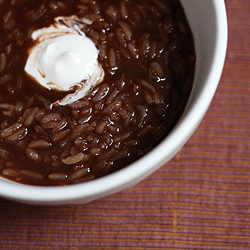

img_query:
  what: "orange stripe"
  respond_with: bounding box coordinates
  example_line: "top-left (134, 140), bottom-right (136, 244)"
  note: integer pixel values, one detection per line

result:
top-left (221, 83), bottom-right (250, 89)
top-left (163, 158), bottom-right (250, 167)
top-left (78, 248), bottom-right (179, 250)
top-left (4, 199), bottom-right (249, 210)
top-left (0, 215), bottom-right (249, 225)
top-left (195, 129), bottom-right (248, 137)
top-left (160, 164), bottom-right (250, 172)
top-left (131, 187), bottom-right (250, 195)
top-left (0, 246), bottom-right (163, 250)
top-left (111, 194), bottom-right (250, 203)
top-left (221, 78), bottom-right (250, 85)
top-left (207, 110), bottom-right (250, 116)
top-left (209, 99), bottom-right (250, 105)
top-left (179, 154), bottom-right (250, 163)
top-left (182, 143), bottom-right (247, 152)
top-left (162, 165), bottom-right (250, 173)
top-left (224, 62), bottom-right (250, 68)
top-left (152, 172), bottom-right (250, 180)
top-left (190, 137), bottom-right (250, 145)
top-left (181, 142), bottom-right (248, 152)
top-left (1, 208), bottom-right (250, 219)
top-left (178, 156), bottom-right (250, 165)
top-left (142, 179), bottom-right (250, 188)
top-left (2, 201), bottom-right (249, 211)
top-left (225, 62), bottom-right (250, 69)
top-left (222, 72), bottom-right (250, 81)
top-left (2, 231), bottom-right (250, 240)
top-left (0, 246), bottom-right (71, 250)
top-left (225, 50), bottom-right (250, 56)
top-left (1, 237), bottom-right (249, 246)
top-left (2, 223), bottom-right (250, 233)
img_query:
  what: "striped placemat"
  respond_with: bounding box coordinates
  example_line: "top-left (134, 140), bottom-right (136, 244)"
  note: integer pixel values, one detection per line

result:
top-left (1, 0), bottom-right (250, 249)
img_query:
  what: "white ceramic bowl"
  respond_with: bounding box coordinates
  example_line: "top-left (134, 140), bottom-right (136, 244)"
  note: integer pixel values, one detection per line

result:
top-left (0, 0), bottom-right (228, 205)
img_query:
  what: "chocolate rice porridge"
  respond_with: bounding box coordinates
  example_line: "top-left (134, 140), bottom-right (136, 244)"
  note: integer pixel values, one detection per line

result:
top-left (0, 0), bottom-right (195, 185)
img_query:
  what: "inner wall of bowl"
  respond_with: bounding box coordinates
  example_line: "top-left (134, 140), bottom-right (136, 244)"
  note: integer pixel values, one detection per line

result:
top-left (0, 0), bottom-right (227, 205)
top-left (180, 0), bottom-right (217, 109)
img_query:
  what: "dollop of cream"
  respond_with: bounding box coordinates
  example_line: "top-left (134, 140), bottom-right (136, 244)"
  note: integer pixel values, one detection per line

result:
top-left (25, 16), bottom-right (104, 106)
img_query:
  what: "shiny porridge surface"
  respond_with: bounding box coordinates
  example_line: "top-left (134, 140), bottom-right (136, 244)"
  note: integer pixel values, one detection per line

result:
top-left (0, 0), bottom-right (195, 185)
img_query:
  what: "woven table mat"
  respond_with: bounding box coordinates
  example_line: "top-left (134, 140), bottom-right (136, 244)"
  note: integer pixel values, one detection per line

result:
top-left (1, 0), bottom-right (250, 249)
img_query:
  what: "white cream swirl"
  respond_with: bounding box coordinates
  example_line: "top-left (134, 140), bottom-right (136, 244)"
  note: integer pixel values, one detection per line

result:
top-left (25, 16), bottom-right (104, 106)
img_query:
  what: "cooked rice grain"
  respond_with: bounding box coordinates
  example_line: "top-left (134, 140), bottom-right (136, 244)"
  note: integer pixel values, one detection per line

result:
top-left (62, 152), bottom-right (89, 165)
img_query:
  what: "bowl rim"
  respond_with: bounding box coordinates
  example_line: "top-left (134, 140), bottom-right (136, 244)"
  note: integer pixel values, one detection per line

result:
top-left (0, 0), bottom-right (228, 204)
